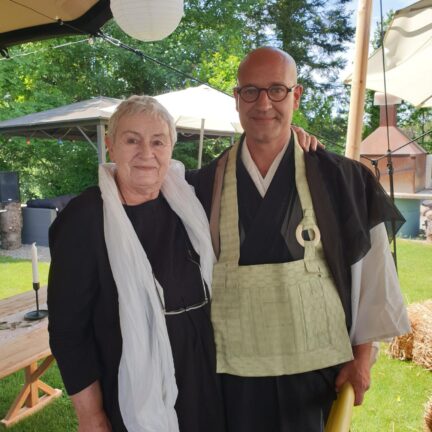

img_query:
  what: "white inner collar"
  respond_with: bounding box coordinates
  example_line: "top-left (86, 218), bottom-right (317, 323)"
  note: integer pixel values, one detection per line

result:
top-left (241, 138), bottom-right (289, 198)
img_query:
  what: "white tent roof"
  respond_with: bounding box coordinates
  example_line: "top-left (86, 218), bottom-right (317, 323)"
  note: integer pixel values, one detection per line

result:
top-left (98, 85), bottom-right (242, 136)
top-left (345, 0), bottom-right (432, 108)
top-left (154, 85), bottom-right (242, 134)
top-left (100, 85), bottom-right (243, 167)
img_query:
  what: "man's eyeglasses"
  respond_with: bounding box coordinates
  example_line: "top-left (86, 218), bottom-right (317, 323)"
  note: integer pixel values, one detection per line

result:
top-left (235, 84), bottom-right (298, 103)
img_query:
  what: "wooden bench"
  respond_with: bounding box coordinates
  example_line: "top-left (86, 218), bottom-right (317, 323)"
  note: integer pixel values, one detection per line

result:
top-left (0, 287), bottom-right (62, 428)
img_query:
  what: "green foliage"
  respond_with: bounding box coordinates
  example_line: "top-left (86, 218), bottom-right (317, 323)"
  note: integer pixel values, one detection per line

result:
top-left (398, 106), bottom-right (432, 153)
top-left (172, 137), bottom-right (233, 169)
top-left (0, 0), bottom-right (357, 196)
top-left (371, 11), bottom-right (394, 50)
top-left (198, 51), bottom-right (241, 94)
top-left (201, 137), bottom-right (233, 165)
top-left (268, 0), bottom-right (355, 90)
top-left (173, 141), bottom-right (200, 169)
top-left (0, 136), bottom-right (98, 201)
top-left (362, 90), bottom-right (380, 140)
top-left (300, 91), bottom-right (349, 154)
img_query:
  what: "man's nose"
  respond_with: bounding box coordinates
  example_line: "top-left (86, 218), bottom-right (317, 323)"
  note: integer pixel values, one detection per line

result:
top-left (255, 89), bottom-right (272, 109)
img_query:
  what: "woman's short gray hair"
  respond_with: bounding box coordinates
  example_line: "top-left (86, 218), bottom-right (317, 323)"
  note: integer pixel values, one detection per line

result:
top-left (107, 95), bottom-right (177, 146)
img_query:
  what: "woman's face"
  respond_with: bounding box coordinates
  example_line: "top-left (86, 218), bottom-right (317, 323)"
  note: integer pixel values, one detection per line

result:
top-left (107, 112), bottom-right (173, 199)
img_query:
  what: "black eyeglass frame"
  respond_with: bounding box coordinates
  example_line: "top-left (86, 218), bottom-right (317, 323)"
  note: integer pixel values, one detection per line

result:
top-left (235, 84), bottom-right (298, 103)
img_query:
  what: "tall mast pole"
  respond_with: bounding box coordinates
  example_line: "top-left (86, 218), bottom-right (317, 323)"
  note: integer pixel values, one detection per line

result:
top-left (345, 0), bottom-right (374, 161)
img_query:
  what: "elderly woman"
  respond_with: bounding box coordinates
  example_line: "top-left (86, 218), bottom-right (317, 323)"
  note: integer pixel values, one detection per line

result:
top-left (48, 95), bottom-right (224, 432)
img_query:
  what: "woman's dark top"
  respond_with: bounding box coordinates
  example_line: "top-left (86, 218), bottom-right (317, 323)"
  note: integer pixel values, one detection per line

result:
top-left (48, 186), bottom-right (225, 432)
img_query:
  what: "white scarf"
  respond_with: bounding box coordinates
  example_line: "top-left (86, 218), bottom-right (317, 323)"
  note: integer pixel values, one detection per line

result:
top-left (99, 161), bottom-right (214, 432)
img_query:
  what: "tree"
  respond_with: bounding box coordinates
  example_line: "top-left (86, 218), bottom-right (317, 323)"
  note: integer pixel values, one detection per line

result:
top-left (300, 90), bottom-right (349, 154)
top-left (267, 0), bottom-right (355, 91)
top-left (0, 0), bottom-right (357, 199)
top-left (0, 136), bottom-right (98, 199)
top-left (399, 108), bottom-right (432, 153)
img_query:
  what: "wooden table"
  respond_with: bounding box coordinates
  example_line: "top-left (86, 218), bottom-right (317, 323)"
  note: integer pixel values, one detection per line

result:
top-left (0, 287), bottom-right (62, 428)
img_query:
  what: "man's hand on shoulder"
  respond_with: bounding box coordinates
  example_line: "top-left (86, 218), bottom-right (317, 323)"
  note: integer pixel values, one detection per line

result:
top-left (291, 125), bottom-right (325, 152)
top-left (335, 342), bottom-right (372, 406)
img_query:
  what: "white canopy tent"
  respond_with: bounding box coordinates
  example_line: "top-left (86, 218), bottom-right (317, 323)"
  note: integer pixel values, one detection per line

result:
top-left (155, 85), bottom-right (242, 167)
top-left (344, 0), bottom-right (432, 160)
top-left (345, 0), bottom-right (432, 108)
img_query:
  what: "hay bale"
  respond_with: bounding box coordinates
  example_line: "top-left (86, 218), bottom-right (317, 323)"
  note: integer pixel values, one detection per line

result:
top-left (412, 301), bottom-right (432, 370)
top-left (388, 300), bottom-right (432, 370)
top-left (388, 331), bottom-right (413, 360)
top-left (425, 395), bottom-right (432, 432)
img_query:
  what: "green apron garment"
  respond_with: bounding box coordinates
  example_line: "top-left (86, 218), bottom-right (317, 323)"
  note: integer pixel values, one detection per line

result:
top-left (212, 133), bottom-right (353, 376)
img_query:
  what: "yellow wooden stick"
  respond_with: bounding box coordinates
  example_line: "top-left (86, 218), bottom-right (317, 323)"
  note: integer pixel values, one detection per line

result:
top-left (325, 382), bottom-right (355, 432)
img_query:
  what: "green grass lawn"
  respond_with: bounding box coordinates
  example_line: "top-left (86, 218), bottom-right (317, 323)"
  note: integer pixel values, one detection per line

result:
top-left (0, 256), bottom-right (50, 300)
top-left (0, 239), bottom-right (431, 431)
top-left (0, 365), bottom-right (77, 431)
top-left (351, 239), bottom-right (432, 432)
top-left (397, 239), bottom-right (432, 304)
top-left (351, 349), bottom-right (432, 432)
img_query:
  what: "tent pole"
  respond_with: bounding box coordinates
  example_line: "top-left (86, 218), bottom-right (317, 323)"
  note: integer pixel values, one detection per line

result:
top-left (197, 119), bottom-right (205, 169)
top-left (96, 123), bottom-right (107, 164)
top-left (345, 0), bottom-right (373, 161)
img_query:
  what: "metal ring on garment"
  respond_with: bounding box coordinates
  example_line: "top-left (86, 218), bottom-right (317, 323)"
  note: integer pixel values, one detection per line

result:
top-left (295, 223), bottom-right (321, 247)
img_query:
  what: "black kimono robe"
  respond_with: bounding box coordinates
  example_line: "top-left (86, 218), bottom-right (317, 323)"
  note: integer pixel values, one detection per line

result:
top-left (186, 135), bottom-right (404, 432)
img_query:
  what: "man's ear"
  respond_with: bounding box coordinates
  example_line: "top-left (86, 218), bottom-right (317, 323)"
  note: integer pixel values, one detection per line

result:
top-left (293, 84), bottom-right (303, 110)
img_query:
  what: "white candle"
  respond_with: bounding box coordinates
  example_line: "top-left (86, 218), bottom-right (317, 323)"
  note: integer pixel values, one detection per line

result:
top-left (31, 242), bottom-right (39, 284)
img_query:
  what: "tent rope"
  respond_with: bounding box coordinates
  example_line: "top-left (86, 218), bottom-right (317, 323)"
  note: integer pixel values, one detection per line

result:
top-left (378, 0), bottom-right (398, 267)
top-left (96, 31), bottom-right (231, 96)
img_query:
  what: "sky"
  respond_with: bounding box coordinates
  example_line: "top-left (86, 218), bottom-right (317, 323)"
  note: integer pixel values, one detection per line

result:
top-left (340, 0), bottom-right (415, 79)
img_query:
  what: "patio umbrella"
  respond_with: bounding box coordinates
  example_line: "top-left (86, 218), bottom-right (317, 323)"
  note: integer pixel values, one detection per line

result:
top-left (0, 0), bottom-right (112, 54)
top-left (344, 0), bottom-right (432, 108)
top-left (155, 85), bottom-right (242, 168)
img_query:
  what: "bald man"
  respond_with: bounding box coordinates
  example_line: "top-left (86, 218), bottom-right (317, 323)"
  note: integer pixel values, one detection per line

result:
top-left (187, 47), bottom-right (409, 432)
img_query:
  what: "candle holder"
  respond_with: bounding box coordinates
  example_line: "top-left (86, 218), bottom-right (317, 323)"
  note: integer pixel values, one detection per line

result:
top-left (24, 282), bottom-right (48, 321)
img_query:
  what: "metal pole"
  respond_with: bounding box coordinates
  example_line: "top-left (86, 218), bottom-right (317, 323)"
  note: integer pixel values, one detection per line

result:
top-left (197, 119), bottom-right (205, 169)
top-left (96, 123), bottom-right (107, 164)
top-left (345, 0), bottom-right (373, 161)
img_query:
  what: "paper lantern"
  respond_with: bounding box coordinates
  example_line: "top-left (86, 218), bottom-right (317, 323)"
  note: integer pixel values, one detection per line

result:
top-left (110, 0), bottom-right (184, 42)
